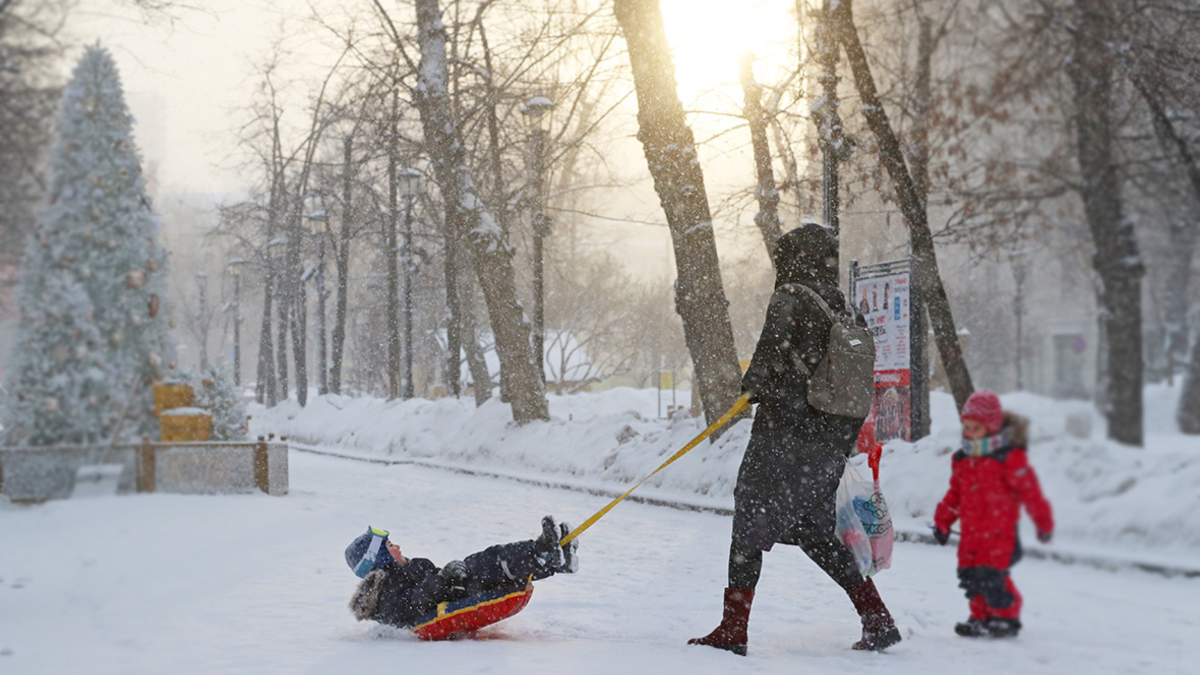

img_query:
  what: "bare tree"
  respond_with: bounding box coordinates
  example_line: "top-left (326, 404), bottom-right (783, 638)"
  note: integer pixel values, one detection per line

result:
top-left (0, 0), bottom-right (65, 276)
top-left (613, 0), bottom-right (743, 427)
top-left (832, 0), bottom-right (975, 412)
top-left (740, 54), bottom-right (784, 261)
top-left (412, 0), bottom-right (549, 423)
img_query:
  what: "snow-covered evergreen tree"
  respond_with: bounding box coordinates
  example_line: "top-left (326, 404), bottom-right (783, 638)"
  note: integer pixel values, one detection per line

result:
top-left (187, 366), bottom-right (248, 442)
top-left (2, 45), bottom-right (172, 446)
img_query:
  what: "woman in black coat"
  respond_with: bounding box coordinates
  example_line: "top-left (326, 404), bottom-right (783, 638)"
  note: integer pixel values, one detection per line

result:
top-left (688, 223), bottom-right (901, 655)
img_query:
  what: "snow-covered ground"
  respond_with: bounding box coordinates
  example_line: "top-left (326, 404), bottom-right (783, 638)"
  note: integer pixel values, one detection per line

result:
top-left (252, 384), bottom-right (1200, 571)
top-left (3, 452), bottom-right (1199, 675)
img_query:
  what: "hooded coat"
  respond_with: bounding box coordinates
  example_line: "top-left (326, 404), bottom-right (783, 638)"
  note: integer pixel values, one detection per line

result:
top-left (934, 412), bottom-right (1054, 569)
top-left (732, 224), bottom-right (868, 551)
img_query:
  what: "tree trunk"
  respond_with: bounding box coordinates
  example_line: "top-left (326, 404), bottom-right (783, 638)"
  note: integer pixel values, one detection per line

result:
top-left (460, 274), bottom-right (493, 407)
top-left (1093, 281), bottom-right (1110, 410)
top-left (1164, 217), bottom-right (1196, 385)
top-left (287, 197), bottom-right (308, 407)
top-left (1066, 0), bottom-right (1144, 446)
top-left (442, 207), bottom-right (465, 398)
top-left (910, 18), bottom-right (933, 205)
top-left (739, 54), bottom-right (783, 260)
top-left (290, 278), bottom-right (308, 406)
top-left (330, 134), bottom-right (353, 395)
top-left (413, 0), bottom-right (548, 423)
top-left (1128, 67), bottom-right (1198, 407)
top-left (386, 87), bottom-right (402, 401)
top-left (816, 0), bottom-right (844, 237)
top-left (909, 16), bottom-right (934, 439)
top-left (613, 0), bottom-right (743, 427)
top-left (276, 271), bottom-right (289, 402)
top-left (256, 262), bottom-right (276, 406)
top-left (835, 0), bottom-right (975, 413)
top-left (1179, 329), bottom-right (1200, 434)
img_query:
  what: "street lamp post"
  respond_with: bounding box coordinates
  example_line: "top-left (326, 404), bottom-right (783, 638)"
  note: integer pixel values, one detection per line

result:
top-left (1012, 249), bottom-right (1028, 391)
top-left (196, 270), bottom-right (209, 372)
top-left (522, 94), bottom-right (554, 386)
top-left (227, 259), bottom-right (245, 388)
top-left (309, 208), bottom-right (330, 396)
top-left (268, 237), bottom-right (288, 402)
top-left (399, 167), bottom-right (421, 400)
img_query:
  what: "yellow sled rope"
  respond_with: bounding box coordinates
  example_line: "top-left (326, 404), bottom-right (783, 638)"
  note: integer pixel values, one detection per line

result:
top-left (559, 393), bottom-right (751, 546)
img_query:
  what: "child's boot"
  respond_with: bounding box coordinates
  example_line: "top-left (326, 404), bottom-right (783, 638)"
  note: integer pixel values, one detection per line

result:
top-left (956, 593), bottom-right (991, 637)
top-left (983, 578), bottom-right (1022, 637)
top-left (534, 515), bottom-right (564, 569)
top-left (985, 618), bottom-right (1022, 637)
top-left (557, 522), bottom-right (579, 573)
top-left (688, 588), bottom-right (754, 655)
top-left (847, 578), bottom-right (902, 651)
top-left (954, 618), bottom-right (988, 637)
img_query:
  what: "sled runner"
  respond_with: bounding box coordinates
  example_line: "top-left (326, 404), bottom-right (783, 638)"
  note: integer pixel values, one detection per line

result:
top-left (409, 580), bottom-right (535, 641)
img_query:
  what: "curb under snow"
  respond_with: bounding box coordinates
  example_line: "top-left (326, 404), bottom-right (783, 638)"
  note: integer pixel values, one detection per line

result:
top-left (289, 441), bottom-right (1200, 580)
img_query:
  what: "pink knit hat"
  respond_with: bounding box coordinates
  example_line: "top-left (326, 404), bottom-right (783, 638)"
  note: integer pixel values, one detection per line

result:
top-left (961, 390), bottom-right (1004, 436)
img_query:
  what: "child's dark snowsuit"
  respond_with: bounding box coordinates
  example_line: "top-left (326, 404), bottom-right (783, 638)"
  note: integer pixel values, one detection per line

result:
top-left (934, 412), bottom-right (1053, 621)
top-left (350, 540), bottom-right (556, 628)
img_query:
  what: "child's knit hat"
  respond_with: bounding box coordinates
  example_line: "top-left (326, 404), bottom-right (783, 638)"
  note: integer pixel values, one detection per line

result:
top-left (961, 390), bottom-right (1004, 436)
top-left (345, 526), bottom-right (395, 578)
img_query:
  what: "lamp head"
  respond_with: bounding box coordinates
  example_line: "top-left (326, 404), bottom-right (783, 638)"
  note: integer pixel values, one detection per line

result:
top-left (522, 95), bottom-right (554, 132)
top-left (399, 167), bottom-right (421, 199)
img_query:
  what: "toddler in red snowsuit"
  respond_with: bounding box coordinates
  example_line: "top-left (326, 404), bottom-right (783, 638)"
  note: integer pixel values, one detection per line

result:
top-left (933, 390), bottom-right (1054, 638)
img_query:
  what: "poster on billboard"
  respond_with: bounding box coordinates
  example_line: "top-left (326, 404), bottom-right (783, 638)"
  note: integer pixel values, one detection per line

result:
top-left (852, 261), bottom-right (915, 442)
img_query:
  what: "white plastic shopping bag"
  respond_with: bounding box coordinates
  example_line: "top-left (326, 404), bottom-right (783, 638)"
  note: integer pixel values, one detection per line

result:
top-left (835, 462), bottom-right (875, 577)
top-left (836, 457), bottom-right (894, 576)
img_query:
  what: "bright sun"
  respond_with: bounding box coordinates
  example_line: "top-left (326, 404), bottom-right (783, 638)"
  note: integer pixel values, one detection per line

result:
top-left (659, 0), bottom-right (800, 104)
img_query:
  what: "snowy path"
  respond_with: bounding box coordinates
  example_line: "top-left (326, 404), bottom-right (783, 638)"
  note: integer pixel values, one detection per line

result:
top-left (2, 452), bottom-right (1197, 675)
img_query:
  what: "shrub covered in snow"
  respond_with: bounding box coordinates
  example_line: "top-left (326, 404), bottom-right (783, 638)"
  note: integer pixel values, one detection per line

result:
top-left (184, 366), bottom-right (248, 442)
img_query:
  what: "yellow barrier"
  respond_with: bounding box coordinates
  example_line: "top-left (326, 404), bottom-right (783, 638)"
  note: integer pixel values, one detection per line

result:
top-left (160, 412), bottom-right (212, 443)
top-left (153, 382), bottom-right (193, 416)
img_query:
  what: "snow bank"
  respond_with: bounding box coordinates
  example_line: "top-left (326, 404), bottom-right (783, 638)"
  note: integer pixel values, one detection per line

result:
top-left (250, 385), bottom-right (1200, 566)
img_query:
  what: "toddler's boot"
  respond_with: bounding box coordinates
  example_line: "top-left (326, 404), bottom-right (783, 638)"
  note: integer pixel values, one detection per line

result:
top-left (954, 618), bottom-right (988, 637)
top-left (534, 516), bottom-right (564, 569)
top-left (985, 618), bottom-right (1021, 638)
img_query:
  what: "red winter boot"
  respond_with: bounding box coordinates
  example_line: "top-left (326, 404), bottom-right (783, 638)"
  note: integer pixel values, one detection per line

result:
top-left (847, 578), bottom-right (901, 651)
top-left (688, 588), bottom-right (754, 656)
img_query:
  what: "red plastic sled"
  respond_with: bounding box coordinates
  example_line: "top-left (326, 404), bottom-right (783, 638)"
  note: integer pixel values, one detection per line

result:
top-left (409, 582), bottom-right (535, 641)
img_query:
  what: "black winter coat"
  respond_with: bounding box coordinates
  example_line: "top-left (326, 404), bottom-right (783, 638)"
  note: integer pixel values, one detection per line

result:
top-left (733, 280), bottom-right (867, 551)
top-left (358, 558), bottom-right (446, 627)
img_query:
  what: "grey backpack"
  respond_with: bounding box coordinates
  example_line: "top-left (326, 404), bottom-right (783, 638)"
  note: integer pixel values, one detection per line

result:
top-left (781, 283), bottom-right (876, 418)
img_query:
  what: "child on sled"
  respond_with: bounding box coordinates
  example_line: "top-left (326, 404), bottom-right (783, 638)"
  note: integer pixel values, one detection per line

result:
top-left (346, 516), bottom-right (578, 628)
